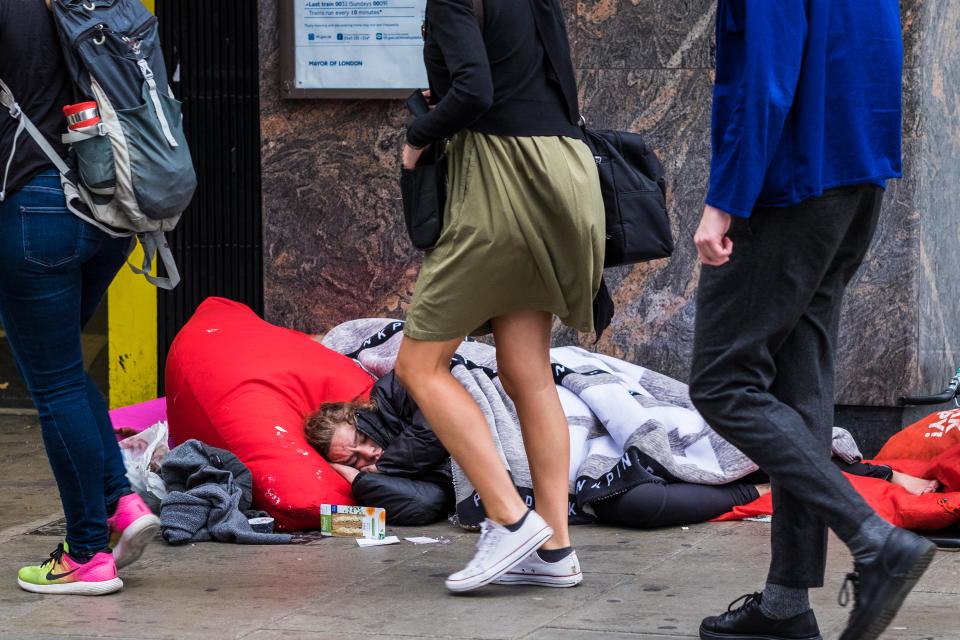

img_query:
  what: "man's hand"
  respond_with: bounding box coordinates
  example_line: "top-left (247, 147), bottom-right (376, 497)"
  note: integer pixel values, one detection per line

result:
top-left (330, 463), bottom-right (360, 484)
top-left (694, 204), bottom-right (734, 266)
top-left (359, 464), bottom-right (379, 474)
top-left (401, 143), bottom-right (429, 170)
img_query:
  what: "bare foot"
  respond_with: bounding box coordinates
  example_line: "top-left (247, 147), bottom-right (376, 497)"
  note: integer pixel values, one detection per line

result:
top-left (891, 470), bottom-right (940, 496)
top-left (755, 483), bottom-right (772, 498)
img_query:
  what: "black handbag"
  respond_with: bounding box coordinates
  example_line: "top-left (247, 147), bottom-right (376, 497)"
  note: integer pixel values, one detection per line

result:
top-left (399, 144), bottom-right (447, 250)
top-left (582, 127), bottom-right (673, 267)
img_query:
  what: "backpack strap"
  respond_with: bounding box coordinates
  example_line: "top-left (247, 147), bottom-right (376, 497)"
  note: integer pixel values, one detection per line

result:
top-left (129, 231), bottom-right (181, 290)
top-left (0, 77), bottom-right (78, 201)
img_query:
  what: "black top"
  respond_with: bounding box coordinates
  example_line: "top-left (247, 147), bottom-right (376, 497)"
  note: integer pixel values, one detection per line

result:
top-left (406, 0), bottom-right (581, 148)
top-left (0, 0), bottom-right (73, 196)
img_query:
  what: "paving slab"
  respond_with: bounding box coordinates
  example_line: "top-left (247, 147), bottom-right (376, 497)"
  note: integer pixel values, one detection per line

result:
top-left (271, 538), bottom-right (628, 639)
top-left (526, 630), bottom-right (697, 640)
top-left (244, 632), bottom-right (442, 640)
top-left (0, 415), bottom-right (60, 532)
top-left (911, 548), bottom-right (960, 594)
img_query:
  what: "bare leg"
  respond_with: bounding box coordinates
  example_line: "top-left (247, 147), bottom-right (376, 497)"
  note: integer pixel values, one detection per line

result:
top-left (890, 471), bottom-right (940, 496)
top-left (395, 336), bottom-right (528, 526)
top-left (491, 310), bottom-right (571, 550)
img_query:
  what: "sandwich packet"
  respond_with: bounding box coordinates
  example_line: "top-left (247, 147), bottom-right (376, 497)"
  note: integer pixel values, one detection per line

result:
top-left (320, 505), bottom-right (386, 539)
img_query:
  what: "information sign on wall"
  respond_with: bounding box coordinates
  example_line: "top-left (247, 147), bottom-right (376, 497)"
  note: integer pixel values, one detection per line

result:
top-left (280, 0), bottom-right (428, 98)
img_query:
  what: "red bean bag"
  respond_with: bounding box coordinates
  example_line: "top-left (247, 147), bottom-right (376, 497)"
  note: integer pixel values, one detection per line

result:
top-left (876, 408), bottom-right (960, 461)
top-left (165, 297), bottom-right (374, 531)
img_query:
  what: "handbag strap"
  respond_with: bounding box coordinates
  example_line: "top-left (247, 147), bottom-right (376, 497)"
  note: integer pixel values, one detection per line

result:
top-left (525, 0), bottom-right (582, 127)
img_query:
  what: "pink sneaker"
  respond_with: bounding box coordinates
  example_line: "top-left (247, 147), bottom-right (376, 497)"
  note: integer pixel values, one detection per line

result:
top-left (108, 493), bottom-right (160, 569)
top-left (18, 544), bottom-right (123, 595)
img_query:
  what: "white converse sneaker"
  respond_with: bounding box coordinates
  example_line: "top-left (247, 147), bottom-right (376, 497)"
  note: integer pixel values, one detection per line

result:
top-left (445, 510), bottom-right (553, 593)
top-left (494, 549), bottom-right (583, 587)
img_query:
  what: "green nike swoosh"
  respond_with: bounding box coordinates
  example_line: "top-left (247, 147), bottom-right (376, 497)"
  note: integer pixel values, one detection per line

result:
top-left (46, 567), bottom-right (80, 581)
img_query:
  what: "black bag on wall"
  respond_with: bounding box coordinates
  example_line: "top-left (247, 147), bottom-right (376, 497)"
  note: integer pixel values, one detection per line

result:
top-left (582, 128), bottom-right (672, 267)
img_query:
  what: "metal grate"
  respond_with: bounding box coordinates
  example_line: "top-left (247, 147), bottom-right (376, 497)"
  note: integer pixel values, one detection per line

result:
top-left (155, 0), bottom-right (263, 391)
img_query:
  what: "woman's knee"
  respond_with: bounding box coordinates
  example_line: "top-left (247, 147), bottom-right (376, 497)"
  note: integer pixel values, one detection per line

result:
top-left (496, 357), bottom-right (553, 400)
top-left (395, 338), bottom-right (456, 392)
top-left (394, 351), bottom-right (421, 391)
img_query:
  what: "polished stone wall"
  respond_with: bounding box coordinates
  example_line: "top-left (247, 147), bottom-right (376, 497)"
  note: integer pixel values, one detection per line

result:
top-left (259, 0), bottom-right (958, 408)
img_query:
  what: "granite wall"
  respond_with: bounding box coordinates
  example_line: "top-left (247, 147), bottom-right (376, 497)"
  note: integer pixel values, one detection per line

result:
top-left (259, 0), bottom-right (960, 408)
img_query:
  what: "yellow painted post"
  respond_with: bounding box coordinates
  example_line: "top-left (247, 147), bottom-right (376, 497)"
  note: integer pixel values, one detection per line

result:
top-left (106, 0), bottom-right (158, 408)
top-left (107, 246), bottom-right (158, 408)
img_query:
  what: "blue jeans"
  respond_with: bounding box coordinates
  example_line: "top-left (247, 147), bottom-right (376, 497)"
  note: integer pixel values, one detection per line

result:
top-left (0, 170), bottom-right (132, 554)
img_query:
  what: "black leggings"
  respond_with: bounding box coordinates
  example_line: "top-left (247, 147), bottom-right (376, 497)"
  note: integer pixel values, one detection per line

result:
top-left (592, 482), bottom-right (760, 529)
top-left (590, 460), bottom-right (893, 529)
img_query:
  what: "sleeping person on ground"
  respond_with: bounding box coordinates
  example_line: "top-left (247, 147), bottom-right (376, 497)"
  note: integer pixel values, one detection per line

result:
top-left (305, 372), bottom-right (939, 528)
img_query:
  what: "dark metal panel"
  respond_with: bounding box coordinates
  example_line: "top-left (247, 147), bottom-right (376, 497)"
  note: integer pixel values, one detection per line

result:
top-left (156, 0), bottom-right (263, 391)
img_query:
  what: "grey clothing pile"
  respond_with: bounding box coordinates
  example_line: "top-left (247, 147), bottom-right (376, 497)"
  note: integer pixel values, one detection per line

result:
top-left (160, 439), bottom-right (291, 545)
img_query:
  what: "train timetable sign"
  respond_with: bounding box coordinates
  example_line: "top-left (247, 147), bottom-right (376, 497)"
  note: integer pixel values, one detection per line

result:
top-left (280, 0), bottom-right (428, 98)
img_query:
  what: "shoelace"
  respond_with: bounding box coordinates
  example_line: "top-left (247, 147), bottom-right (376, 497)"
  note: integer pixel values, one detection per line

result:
top-left (839, 571), bottom-right (861, 609)
top-left (40, 543), bottom-right (67, 569)
top-left (726, 592), bottom-right (762, 614)
top-left (465, 520), bottom-right (502, 571)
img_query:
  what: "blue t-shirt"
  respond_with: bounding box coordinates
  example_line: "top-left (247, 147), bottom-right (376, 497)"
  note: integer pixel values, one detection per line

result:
top-left (706, 0), bottom-right (904, 218)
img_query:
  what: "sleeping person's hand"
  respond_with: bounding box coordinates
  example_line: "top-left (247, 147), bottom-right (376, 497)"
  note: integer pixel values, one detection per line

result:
top-left (330, 463), bottom-right (360, 484)
top-left (359, 464), bottom-right (379, 474)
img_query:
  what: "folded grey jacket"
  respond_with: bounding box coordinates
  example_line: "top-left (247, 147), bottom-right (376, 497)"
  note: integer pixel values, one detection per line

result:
top-left (160, 439), bottom-right (291, 545)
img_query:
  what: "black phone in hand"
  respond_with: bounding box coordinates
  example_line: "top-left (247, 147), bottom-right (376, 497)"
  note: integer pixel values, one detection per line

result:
top-left (406, 90), bottom-right (431, 117)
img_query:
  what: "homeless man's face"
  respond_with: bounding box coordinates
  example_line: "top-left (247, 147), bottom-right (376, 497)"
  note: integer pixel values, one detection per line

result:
top-left (327, 423), bottom-right (383, 470)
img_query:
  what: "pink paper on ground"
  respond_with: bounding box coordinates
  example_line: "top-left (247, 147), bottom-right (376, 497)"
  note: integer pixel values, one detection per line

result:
top-left (109, 397), bottom-right (167, 435)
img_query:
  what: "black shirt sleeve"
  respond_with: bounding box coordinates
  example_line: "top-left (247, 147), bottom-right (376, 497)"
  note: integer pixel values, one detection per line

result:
top-left (352, 472), bottom-right (452, 525)
top-left (406, 0), bottom-right (493, 148)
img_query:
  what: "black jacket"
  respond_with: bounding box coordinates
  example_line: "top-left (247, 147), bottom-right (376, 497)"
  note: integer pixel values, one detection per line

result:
top-left (351, 372), bottom-right (454, 525)
top-left (406, 0), bottom-right (581, 148)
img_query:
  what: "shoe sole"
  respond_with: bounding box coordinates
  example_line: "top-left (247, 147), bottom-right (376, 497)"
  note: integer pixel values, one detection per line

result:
top-left (839, 540), bottom-right (937, 640)
top-left (445, 525), bottom-right (553, 593)
top-left (17, 577), bottom-right (123, 596)
top-left (494, 571), bottom-right (583, 588)
top-left (699, 629), bottom-right (821, 640)
top-left (113, 514), bottom-right (160, 569)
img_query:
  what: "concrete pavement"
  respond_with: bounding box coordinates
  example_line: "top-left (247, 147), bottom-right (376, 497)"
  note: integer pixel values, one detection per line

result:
top-left (0, 414), bottom-right (956, 640)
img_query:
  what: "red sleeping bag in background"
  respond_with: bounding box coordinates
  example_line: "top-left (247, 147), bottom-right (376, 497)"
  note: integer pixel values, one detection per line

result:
top-left (165, 297), bottom-right (374, 531)
top-left (715, 412), bottom-right (960, 531)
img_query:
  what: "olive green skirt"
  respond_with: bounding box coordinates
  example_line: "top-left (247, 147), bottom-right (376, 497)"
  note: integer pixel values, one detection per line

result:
top-left (404, 130), bottom-right (605, 341)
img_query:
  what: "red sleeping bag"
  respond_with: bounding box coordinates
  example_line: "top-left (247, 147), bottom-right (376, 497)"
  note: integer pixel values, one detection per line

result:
top-left (165, 297), bottom-right (374, 531)
top-left (715, 411), bottom-right (960, 531)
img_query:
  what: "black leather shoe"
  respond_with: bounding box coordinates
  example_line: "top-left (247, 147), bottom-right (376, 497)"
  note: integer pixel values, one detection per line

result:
top-left (838, 528), bottom-right (937, 640)
top-left (699, 593), bottom-right (822, 640)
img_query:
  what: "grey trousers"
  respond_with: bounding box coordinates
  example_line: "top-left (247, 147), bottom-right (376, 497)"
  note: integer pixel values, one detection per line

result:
top-left (689, 184), bottom-right (884, 589)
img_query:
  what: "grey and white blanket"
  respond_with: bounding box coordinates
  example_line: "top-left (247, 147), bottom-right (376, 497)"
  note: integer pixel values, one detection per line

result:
top-left (323, 319), bottom-right (861, 526)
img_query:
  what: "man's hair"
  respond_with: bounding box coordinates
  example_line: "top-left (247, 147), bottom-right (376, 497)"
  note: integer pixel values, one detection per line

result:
top-left (304, 398), bottom-right (375, 458)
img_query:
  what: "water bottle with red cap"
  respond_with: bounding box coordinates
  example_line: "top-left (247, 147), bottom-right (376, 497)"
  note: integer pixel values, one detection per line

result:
top-left (63, 101), bottom-right (116, 197)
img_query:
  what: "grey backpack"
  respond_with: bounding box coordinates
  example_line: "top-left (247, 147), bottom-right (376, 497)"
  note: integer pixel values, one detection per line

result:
top-left (0, 0), bottom-right (196, 289)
